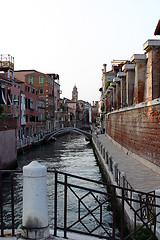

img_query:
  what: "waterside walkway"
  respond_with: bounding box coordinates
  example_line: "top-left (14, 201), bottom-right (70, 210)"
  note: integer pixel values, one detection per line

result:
top-left (96, 133), bottom-right (160, 193)
top-left (0, 230), bottom-right (105, 240)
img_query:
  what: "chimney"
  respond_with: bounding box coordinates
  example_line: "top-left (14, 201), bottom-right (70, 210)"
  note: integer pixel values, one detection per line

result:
top-left (103, 64), bottom-right (107, 73)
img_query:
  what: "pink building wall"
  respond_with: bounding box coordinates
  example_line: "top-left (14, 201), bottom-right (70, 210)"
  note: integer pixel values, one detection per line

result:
top-left (0, 118), bottom-right (17, 169)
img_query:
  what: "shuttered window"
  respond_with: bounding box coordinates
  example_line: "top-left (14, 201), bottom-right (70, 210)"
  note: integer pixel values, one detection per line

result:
top-left (39, 77), bottom-right (43, 83)
top-left (29, 77), bottom-right (33, 84)
top-left (0, 87), bottom-right (6, 104)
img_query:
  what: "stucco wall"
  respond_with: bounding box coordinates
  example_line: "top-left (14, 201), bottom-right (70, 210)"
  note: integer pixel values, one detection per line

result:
top-left (0, 118), bottom-right (17, 169)
top-left (106, 101), bottom-right (160, 167)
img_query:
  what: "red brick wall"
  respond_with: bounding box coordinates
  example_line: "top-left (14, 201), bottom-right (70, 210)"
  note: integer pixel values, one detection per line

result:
top-left (106, 103), bottom-right (160, 166)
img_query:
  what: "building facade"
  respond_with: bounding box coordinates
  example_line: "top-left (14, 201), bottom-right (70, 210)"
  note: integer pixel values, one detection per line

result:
top-left (102, 37), bottom-right (160, 172)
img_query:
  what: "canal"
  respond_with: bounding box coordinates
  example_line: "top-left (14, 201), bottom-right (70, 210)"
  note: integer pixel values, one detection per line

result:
top-left (3, 133), bottom-right (119, 238)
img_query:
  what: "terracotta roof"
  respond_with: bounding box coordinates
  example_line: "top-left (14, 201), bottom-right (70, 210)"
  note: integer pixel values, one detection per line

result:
top-left (25, 71), bottom-right (48, 77)
top-left (14, 70), bottom-right (37, 81)
top-left (154, 20), bottom-right (160, 35)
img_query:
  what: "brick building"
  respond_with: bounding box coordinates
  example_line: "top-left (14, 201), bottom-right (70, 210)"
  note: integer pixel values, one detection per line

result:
top-left (64, 98), bottom-right (76, 126)
top-left (14, 70), bottom-right (56, 131)
top-left (53, 76), bottom-right (62, 129)
top-left (20, 82), bottom-right (38, 137)
top-left (103, 36), bottom-right (160, 173)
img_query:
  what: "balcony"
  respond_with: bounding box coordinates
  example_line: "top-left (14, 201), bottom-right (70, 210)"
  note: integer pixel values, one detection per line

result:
top-left (0, 54), bottom-right (14, 71)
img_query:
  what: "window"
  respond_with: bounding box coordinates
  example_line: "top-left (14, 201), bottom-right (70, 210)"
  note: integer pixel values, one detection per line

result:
top-left (25, 85), bottom-right (27, 91)
top-left (30, 99), bottom-right (34, 110)
top-left (29, 77), bottom-right (33, 84)
top-left (30, 115), bottom-right (35, 122)
top-left (32, 88), bottom-right (35, 94)
top-left (7, 89), bottom-right (11, 105)
top-left (28, 99), bottom-right (34, 110)
top-left (39, 76), bottom-right (43, 83)
top-left (28, 87), bottom-right (30, 92)
top-left (14, 95), bottom-right (16, 105)
top-left (39, 88), bottom-right (44, 94)
top-left (25, 98), bottom-right (28, 109)
top-left (0, 87), bottom-right (6, 104)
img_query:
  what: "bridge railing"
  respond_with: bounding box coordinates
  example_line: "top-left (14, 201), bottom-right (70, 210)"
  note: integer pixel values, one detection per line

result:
top-left (0, 169), bottom-right (160, 239)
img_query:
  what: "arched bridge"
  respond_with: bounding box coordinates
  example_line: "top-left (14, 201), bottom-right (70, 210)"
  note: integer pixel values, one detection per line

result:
top-left (45, 127), bottom-right (92, 142)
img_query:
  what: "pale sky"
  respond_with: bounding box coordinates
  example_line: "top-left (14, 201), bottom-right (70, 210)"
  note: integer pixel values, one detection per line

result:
top-left (1, 0), bottom-right (160, 103)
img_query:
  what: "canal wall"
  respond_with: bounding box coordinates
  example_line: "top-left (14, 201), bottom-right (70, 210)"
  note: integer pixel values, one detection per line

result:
top-left (17, 131), bottom-right (55, 154)
top-left (0, 118), bottom-right (17, 169)
top-left (92, 132), bottom-right (160, 238)
top-left (106, 99), bottom-right (160, 174)
top-left (92, 133), bottom-right (135, 231)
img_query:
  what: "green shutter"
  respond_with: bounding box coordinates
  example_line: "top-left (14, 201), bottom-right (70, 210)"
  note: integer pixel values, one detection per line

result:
top-left (29, 77), bottom-right (33, 84)
top-left (39, 77), bottom-right (43, 83)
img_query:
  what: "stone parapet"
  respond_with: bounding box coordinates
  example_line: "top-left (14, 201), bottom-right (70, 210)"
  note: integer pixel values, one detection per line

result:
top-left (122, 64), bottom-right (135, 72)
top-left (113, 77), bottom-right (121, 83)
top-left (130, 54), bottom-right (146, 61)
top-left (131, 54), bottom-right (146, 104)
top-left (117, 72), bottom-right (126, 77)
top-left (122, 64), bottom-right (135, 106)
top-left (143, 39), bottom-right (160, 52)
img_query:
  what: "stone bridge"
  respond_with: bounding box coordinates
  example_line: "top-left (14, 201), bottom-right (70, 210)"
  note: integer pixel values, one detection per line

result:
top-left (45, 127), bottom-right (92, 142)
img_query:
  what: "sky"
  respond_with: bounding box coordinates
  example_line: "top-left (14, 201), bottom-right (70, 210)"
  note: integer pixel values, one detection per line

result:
top-left (1, 0), bottom-right (160, 103)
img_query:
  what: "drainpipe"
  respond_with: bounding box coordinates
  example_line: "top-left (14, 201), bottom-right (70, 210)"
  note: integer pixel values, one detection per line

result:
top-left (22, 161), bottom-right (49, 239)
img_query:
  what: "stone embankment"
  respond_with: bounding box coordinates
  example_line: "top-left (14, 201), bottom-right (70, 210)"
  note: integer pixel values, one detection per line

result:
top-left (92, 132), bottom-right (160, 192)
top-left (92, 130), bottom-right (160, 238)
top-left (17, 131), bottom-right (54, 153)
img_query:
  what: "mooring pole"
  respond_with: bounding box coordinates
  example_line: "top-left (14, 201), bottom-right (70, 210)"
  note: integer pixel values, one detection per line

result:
top-left (22, 161), bottom-right (49, 239)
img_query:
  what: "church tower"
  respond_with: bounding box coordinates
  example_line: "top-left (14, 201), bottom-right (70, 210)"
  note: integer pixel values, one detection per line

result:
top-left (72, 85), bottom-right (78, 102)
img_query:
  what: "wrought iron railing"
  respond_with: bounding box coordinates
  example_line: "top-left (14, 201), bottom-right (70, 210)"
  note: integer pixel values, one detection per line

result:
top-left (0, 169), bottom-right (159, 239)
top-left (0, 170), bottom-right (22, 236)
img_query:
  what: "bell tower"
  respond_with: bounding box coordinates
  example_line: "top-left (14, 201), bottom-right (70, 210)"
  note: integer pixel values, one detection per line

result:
top-left (72, 85), bottom-right (78, 102)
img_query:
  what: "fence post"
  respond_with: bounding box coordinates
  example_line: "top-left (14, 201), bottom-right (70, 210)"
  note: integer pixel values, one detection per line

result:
top-left (98, 142), bottom-right (100, 151)
top-left (22, 161), bottom-right (49, 239)
top-left (113, 162), bottom-right (118, 181)
top-left (132, 192), bottom-right (140, 221)
top-left (102, 147), bottom-right (105, 159)
top-left (105, 151), bottom-right (108, 164)
top-left (108, 155), bottom-right (112, 171)
top-left (155, 189), bottom-right (160, 228)
top-left (120, 172), bottom-right (126, 188)
top-left (101, 145), bottom-right (103, 154)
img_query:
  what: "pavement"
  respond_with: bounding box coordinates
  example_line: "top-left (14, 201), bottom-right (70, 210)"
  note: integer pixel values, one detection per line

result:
top-left (0, 230), bottom-right (106, 240)
top-left (97, 133), bottom-right (160, 192)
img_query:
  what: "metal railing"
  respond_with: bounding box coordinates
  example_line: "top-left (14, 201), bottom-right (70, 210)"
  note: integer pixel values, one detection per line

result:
top-left (0, 170), bottom-right (22, 236)
top-left (0, 169), bottom-right (160, 239)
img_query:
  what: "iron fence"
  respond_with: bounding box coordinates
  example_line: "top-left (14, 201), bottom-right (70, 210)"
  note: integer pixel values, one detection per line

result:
top-left (0, 169), bottom-right (160, 240)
